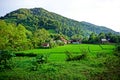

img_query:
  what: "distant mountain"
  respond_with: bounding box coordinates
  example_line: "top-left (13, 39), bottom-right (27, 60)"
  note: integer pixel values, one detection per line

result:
top-left (80, 21), bottom-right (119, 34)
top-left (0, 8), bottom-right (118, 37)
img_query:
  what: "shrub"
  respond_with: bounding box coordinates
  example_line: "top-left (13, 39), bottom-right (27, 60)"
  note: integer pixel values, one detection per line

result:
top-left (15, 52), bottom-right (26, 57)
top-left (30, 61), bottom-right (39, 71)
top-left (56, 40), bottom-right (65, 46)
top-left (65, 51), bottom-right (73, 61)
top-left (96, 52), bottom-right (107, 58)
top-left (15, 52), bottom-right (37, 57)
top-left (36, 54), bottom-right (48, 64)
top-left (49, 41), bottom-right (57, 48)
top-left (25, 53), bottom-right (37, 57)
top-left (0, 50), bottom-right (14, 71)
top-left (29, 54), bottom-right (49, 71)
top-left (66, 53), bottom-right (87, 61)
top-left (115, 45), bottom-right (120, 52)
top-left (114, 45), bottom-right (120, 57)
top-left (101, 56), bottom-right (120, 79)
top-left (65, 50), bottom-right (87, 61)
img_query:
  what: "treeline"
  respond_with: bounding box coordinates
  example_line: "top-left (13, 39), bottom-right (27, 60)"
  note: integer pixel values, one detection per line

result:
top-left (82, 32), bottom-right (120, 44)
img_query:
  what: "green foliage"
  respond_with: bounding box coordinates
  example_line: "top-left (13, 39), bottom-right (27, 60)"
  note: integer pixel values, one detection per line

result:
top-left (101, 56), bottom-right (120, 79)
top-left (36, 54), bottom-right (49, 64)
top-left (96, 52), bottom-right (107, 58)
top-left (29, 54), bottom-right (49, 71)
top-left (87, 32), bottom-right (120, 44)
top-left (65, 51), bottom-right (73, 61)
top-left (15, 52), bottom-right (37, 57)
top-left (0, 44), bottom-right (117, 80)
top-left (115, 45), bottom-right (120, 52)
top-left (0, 20), bottom-right (33, 51)
top-left (49, 40), bottom-right (57, 48)
top-left (98, 32), bottom-right (106, 39)
top-left (65, 49), bottom-right (87, 61)
top-left (56, 40), bottom-right (65, 46)
top-left (71, 34), bottom-right (83, 40)
top-left (88, 33), bottom-right (99, 44)
top-left (114, 45), bottom-right (120, 57)
top-left (0, 50), bottom-right (14, 71)
top-left (32, 28), bottom-right (50, 48)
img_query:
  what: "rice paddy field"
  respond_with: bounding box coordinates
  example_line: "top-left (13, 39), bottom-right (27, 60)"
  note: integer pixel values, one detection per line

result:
top-left (0, 44), bottom-right (120, 80)
top-left (19, 44), bottom-right (115, 62)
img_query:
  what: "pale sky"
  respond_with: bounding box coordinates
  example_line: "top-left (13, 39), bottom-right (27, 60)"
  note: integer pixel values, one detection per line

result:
top-left (0, 0), bottom-right (120, 32)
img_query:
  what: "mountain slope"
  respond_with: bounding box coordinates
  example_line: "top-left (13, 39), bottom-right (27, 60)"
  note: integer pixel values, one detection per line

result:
top-left (0, 8), bottom-right (118, 36)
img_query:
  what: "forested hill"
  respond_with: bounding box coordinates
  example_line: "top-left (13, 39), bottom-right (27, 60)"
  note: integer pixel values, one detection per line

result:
top-left (0, 8), bottom-right (118, 36)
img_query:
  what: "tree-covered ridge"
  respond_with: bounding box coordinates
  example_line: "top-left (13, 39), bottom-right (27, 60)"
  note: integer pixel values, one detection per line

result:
top-left (80, 21), bottom-right (119, 34)
top-left (0, 8), bottom-right (118, 37)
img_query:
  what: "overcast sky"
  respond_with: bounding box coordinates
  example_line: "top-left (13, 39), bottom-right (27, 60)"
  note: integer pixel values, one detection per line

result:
top-left (0, 0), bottom-right (120, 32)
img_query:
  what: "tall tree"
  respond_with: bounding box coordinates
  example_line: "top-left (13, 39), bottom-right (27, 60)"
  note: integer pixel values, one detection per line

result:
top-left (98, 32), bottom-right (106, 39)
top-left (88, 33), bottom-right (98, 44)
top-left (32, 28), bottom-right (50, 48)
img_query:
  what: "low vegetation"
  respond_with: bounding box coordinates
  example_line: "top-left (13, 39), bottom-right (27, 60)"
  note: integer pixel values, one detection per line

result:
top-left (114, 45), bottom-right (120, 57)
top-left (0, 50), bottom-right (14, 71)
top-left (65, 48), bottom-right (88, 61)
top-left (15, 52), bottom-right (37, 57)
top-left (0, 44), bottom-right (120, 80)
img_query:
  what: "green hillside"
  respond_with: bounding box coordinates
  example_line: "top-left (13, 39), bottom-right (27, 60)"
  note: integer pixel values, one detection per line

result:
top-left (0, 8), bottom-right (118, 37)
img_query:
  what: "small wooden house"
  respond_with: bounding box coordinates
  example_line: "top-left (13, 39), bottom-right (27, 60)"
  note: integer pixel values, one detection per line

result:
top-left (70, 39), bottom-right (81, 44)
top-left (42, 43), bottom-right (50, 48)
top-left (60, 37), bottom-right (68, 44)
top-left (101, 39), bottom-right (109, 44)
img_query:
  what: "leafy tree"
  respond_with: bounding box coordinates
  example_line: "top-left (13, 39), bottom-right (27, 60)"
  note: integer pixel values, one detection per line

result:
top-left (71, 34), bottom-right (83, 40)
top-left (0, 20), bottom-right (32, 51)
top-left (32, 28), bottom-right (50, 48)
top-left (82, 37), bottom-right (89, 43)
top-left (98, 32), bottom-right (106, 39)
top-left (88, 33), bottom-right (98, 44)
top-left (0, 20), bottom-right (9, 50)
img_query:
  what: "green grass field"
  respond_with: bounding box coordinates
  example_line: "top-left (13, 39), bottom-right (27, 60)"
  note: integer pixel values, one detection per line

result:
top-left (20, 44), bottom-right (115, 53)
top-left (19, 44), bottom-right (115, 61)
top-left (0, 44), bottom-right (119, 80)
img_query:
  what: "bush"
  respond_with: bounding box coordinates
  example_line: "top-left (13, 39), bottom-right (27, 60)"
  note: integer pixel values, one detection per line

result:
top-left (0, 50), bottom-right (14, 71)
top-left (56, 40), bottom-right (65, 46)
top-left (115, 45), bottom-right (120, 52)
top-left (65, 51), bottom-right (73, 61)
top-left (15, 52), bottom-right (37, 57)
top-left (65, 50), bottom-right (87, 61)
top-left (36, 54), bottom-right (49, 64)
top-left (15, 52), bottom-right (26, 57)
top-left (29, 54), bottom-right (49, 71)
top-left (49, 41), bottom-right (57, 48)
top-left (25, 53), bottom-right (37, 57)
top-left (100, 56), bottom-right (120, 79)
top-left (96, 52), bottom-right (107, 58)
top-left (114, 45), bottom-right (120, 57)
